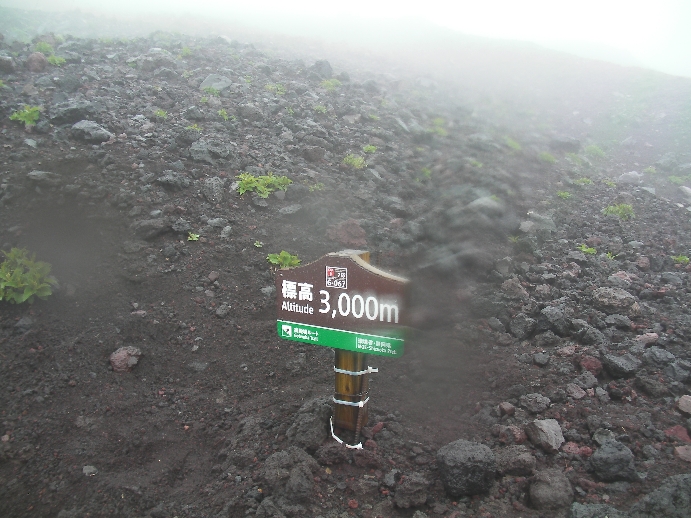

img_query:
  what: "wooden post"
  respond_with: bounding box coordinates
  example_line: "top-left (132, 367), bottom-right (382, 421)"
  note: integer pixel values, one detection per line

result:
top-left (333, 251), bottom-right (370, 432)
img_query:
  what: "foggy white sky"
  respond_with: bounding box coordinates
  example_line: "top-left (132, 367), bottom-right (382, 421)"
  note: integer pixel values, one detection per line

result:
top-left (3, 0), bottom-right (691, 78)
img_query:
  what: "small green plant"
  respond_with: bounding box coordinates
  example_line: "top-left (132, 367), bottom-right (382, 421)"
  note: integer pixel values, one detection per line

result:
top-left (47, 55), bottom-right (66, 66)
top-left (602, 203), bottom-right (634, 221)
top-left (218, 108), bottom-right (229, 121)
top-left (314, 105), bottom-right (327, 114)
top-left (427, 117), bottom-right (447, 136)
top-left (671, 254), bottom-right (690, 265)
top-left (154, 109), bottom-right (168, 119)
top-left (10, 105), bottom-right (41, 128)
top-left (574, 177), bottom-right (593, 186)
top-left (565, 152), bottom-right (583, 165)
top-left (200, 96), bottom-right (209, 104)
top-left (244, 75), bottom-right (252, 84)
top-left (186, 124), bottom-right (201, 132)
top-left (643, 166), bottom-right (656, 174)
top-left (343, 154), bottom-right (366, 169)
top-left (557, 191), bottom-right (572, 199)
top-left (34, 41), bottom-right (54, 55)
top-left (0, 80), bottom-right (6, 89)
top-left (187, 232), bottom-right (200, 241)
top-left (605, 251), bottom-right (620, 260)
top-left (254, 240), bottom-right (263, 248)
top-left (285, 106), bottom-right (294, 116)
top-left (0, 248), bottom-right (57, 304)
top-left (362, 145), bottom-right (377, 154)
top-left (577, 244), bottom-right (597, 255)
top-left (265, 83), bottom-right (286, 95)
top-left (267, 251), bottom-right (301, 268)
top-left (469, 159), bottom-right (483, 168)
top-left (320, 79), bottom-right (342, 92)
top-left (127, 62), bottom-right (137, 69)
top-left (182, 70), bottom-right (192, 78)
top-left (585, 145), bottom-right (605, 158)
top-left (505, 137), bottom-right (522, 151)
top-left (538, 152), bottom-right (556, 164)
top-left (308, 182), bottom-right (324, 192)
top-left (368, 114), bottom-right (380, 121)
top-left (508, 235), bottom-right (521, 243)
top-left (179, 46), bottom-right (193, 58)
top-left (236, 172), bottom-right (292, 198)
top-left (603, 179), bottom-right (617, 187)
top-left (203, 87), bottom-right (220, 97)
top-left (668, 175), bottom-right (691, 185)
top-left (420, 167), bottom-right (432, 180)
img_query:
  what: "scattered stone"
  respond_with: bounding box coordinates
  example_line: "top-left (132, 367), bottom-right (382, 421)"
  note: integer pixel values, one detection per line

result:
top-left (285, 397), bottom-right (332, 453)
top-left (591, 287), bottom-right (640, 316)
top-left (570, 502), bottom-right (628, 518)
top-left (590, 440), bottom-right (638, 482)
top-left (664, 425), bottom-right (691, 443)
top-left (494, 445), bottom-right (535, 476)
top-left (678, 395), bottom-right (691, 415)
top-left (259, 447), bottom-right (319, 502)
top-left (529, 468), bottom-right (573, 510)
top-left (436, 440), bottom-right (496, 497)
top-left (519, 393), bottom-right (551, 413)
top-left (510, 313), bottom-right (536, 339)
top-left (525, 419), bottom-right (564, 453)
top-left (82, 465), bottom-right (98, 476)
top-left (602, 353), bottom-right (642, 378)
top-left (675, 445), bottom-right (691, 463)
top-left (579, 356), bottom-right (602, 376)
top-left (109, 346), bottom-right (142, 373)
top-left (393, 472), bottom-right (429, 508)
top-left (566, 383), bottom-right (586, 399)
top-left (71, 120), bottom-right (113, 142)
top-left (26, 52), bottom-right (48, 72)
top-left (498, 402), bottom-right (515, 416)
top-left (628, 473), bottom-right (691, 517)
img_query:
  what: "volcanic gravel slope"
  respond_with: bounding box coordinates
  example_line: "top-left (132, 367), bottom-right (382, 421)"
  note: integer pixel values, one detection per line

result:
top-left (1, 23), bottom-right (691, 518)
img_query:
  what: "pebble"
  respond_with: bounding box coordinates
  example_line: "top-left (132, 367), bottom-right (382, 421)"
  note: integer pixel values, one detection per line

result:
top-left (678, 395), bottom-right (691, 415)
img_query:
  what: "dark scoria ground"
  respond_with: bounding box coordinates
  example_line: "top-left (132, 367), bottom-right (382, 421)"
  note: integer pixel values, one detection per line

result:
top-left (1, 18), bottom-right (691, 518)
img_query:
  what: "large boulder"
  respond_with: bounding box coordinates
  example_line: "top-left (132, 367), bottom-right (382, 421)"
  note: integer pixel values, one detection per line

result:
top-left (525, 419), bottom-right (564, 453)
top-left (71, 120), bottom-right (113, 142)
top-left (590, 440), bottom-right (638, 482)
top-left (436, 440), bottom-right (496, 497)
top-left (285, 396), bottom-right (331, 453)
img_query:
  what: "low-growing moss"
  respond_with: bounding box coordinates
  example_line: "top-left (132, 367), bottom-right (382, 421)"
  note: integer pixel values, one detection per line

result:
top-left (602, 203), bottom-right (634, 221)
top-left (343, 154), bottom-right (366, 169)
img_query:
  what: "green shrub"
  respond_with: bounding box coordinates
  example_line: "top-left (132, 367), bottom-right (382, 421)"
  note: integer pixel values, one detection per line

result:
top-left (362, 145), bottom-right (377, 154)
top-left (602, 203), bottom-right (634, 221)
top-left (343, 154), bottom-right (366, 169)
top-left (603, 179), bottom-right (616, 187)
top-left (320, 79), bottom-right (342, 92)
top-left (671, 254), bottom-right (690, 265)
top-left (505, 137), bottom-right (522, 151)
top-left (10, 105), bottom-right (41, 128)
top-left (267, 251), bottom-right (301, 268)
top-left (186, 123), bottom-right (201, 132)
top-left (538, 152), bottom-right (556, 164)
top-left (236, 172), bottom-right (292, 198)
top-left (314, 105), bottom-right (327, 114)
top-left (577, 244), bottom-right (597, 255)
top-left (557, 191), bottom-right (572, 199)
top-left (668, 175), bottom-right (691, 185)
top-left (154, 109), bottom-right (168, 119)
top-left (179, 46), bottom-right (193, 58)
top-left (47, 55), bottom-right (66, 66)
top-left (643, 166), bottom-right (656, 174)
top-left (34, 41), bottom-right (54, 55)
top-left (203, 87), bottom-right (220, 97)
top-left (585, 145), bottom-right (605, 158)
top-left (0, 248), bottom-right (57, 304)
top-left (265, 83), bottom-right (286, 95)
top-left (218, 108), bottom-right (229, 121)
top-left (573, 177), bottom-right (593, 185)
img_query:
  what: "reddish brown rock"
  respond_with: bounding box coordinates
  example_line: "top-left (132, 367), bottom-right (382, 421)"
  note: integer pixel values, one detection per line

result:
top-left (26, 52), bottom-right (48, 72)
top-left (636, 256), bottom-right (651, 271)
top-left (326, 219), bottom-right (367, 248)
top-left (499, 425), bottom-right (527, 445)
top-left (109, 346), bottom-right (142, 373)
top-left (665, 425), bottom-right (691, 443)
top-left (498, 401), bottom-right (515, 416)
top-left (579, 355), bottom-right (603, 376)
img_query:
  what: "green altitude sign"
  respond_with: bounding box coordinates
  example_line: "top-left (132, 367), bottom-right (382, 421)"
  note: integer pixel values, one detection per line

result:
top-left (274, 251), bottom-right (409, 358)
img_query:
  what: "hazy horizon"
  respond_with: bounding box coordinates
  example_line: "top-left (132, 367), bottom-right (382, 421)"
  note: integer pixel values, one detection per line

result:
top-left (1, 0), bottom-right (690, 79)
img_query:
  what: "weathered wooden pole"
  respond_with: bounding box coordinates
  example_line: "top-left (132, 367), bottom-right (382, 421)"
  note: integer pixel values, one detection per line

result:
top-left (333, 251), bottom-right (370, 434)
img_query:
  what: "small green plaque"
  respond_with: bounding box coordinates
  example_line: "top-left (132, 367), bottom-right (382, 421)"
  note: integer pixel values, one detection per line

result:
top-left (277, 320), bottom-right (404, 358)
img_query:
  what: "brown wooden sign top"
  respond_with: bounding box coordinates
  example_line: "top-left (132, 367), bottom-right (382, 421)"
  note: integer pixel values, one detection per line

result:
top-left (275, 251), bottom-right (409, 350)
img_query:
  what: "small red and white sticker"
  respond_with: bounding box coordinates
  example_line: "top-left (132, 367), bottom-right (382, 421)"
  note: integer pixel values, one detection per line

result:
top-left (326, 266), bottom-right (347, 289)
